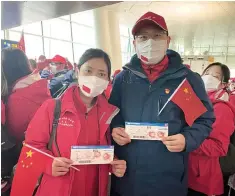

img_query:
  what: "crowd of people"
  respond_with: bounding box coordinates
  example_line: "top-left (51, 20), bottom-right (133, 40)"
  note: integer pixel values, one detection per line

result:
top-left (1, 11), bottom-right (235, 196)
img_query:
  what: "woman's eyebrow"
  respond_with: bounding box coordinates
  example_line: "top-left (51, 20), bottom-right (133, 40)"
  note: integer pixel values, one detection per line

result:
top-left (98, 69), bottom-right (106, 73)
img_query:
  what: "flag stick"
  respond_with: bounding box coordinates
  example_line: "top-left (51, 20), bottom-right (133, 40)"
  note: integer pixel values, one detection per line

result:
top-left (158, 78), bottom-right (187, 116)
top-left (24, 143), bottom-right (80, 172)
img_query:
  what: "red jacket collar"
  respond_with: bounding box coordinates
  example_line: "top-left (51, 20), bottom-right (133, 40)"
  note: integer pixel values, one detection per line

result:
top-left (60, 85), bottom-right (118, 117)
top-left (60, 85), bottom-right (119, 140)
top-left (141, 55), bottom-right (169, 82)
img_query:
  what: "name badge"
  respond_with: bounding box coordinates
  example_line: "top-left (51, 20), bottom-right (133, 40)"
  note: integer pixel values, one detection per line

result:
top-left (125, 122), bottom-right (168, 140)
top-left (70, 146), bottom-right (114, 165)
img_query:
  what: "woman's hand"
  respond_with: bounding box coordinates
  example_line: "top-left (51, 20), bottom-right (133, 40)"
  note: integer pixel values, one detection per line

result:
top-left (111, 160), bottom-right (127, 177)
top-left (52, 157), bottom-right (73, 177)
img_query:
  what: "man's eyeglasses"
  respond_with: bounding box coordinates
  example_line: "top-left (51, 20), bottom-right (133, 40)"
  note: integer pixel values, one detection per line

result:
top-left (135, 32), bottom-right (168, 42)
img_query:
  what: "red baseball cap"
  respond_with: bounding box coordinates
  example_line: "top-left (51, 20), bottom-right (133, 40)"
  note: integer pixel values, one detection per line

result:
top-left (132, 12), bottom-right (168, 36)
top-left (230, 78), bottom-right (235, 82)
top-left (51, 55), bottom-right (67, 64)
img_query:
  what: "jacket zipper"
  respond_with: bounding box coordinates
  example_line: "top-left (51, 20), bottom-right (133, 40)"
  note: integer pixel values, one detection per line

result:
top-left (149, 83), bottom-right (152, 92)
top-left (85, 112), bottom-right (88, 119)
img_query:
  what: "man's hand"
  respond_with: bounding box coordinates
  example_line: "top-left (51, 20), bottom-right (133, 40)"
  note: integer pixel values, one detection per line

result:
top-left (162, 134), bottom-right (186, 152)
top-left (112, 127), bottom-right (131, 146)
top-left (111, 160), bottom-right (127, 177)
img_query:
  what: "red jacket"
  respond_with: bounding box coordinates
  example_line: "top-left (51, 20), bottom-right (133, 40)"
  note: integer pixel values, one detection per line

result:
top-left (1, 100), bottom-right (6, 125)
top-left (188, 99), bottom-right (235, 195)
top-left (6, 73), bottom-right (51, 142)
top-left (230, 93), bottom-right (235, 108)
top-left (25, 85), bottom-right (119, 196)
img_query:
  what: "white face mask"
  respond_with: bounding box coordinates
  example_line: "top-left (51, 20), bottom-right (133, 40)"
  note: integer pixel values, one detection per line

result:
top-left (202, 75), bottom-right (221, 91)
top-left (229, 84), bottom-right (235, 92)
top-left (50, 65), bottom-right (57, 74)
top-left (78, 76), bottom-right (109, 98)
top-left (136, 39), bottom-right (167, 65)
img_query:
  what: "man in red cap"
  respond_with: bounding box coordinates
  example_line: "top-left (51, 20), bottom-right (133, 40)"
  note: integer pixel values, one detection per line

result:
top-left (41, 55), bottom-right (75, 97)
top-left (109, 12), bottom-right (215, 196)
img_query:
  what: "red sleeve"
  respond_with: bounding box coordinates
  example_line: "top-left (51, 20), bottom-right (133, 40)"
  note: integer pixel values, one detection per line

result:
top-left (1, 100), bottom-right (6, 125)
top-left (193, 102), bottom-right (235, 157)
top-left (25, 99), bottom-right (55, 176)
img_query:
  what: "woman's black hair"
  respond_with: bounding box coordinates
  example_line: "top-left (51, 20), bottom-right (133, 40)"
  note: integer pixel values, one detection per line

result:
top-left (78, 48), bottom-right (111, 79)
top-left (202, 62), bottom-right (230, 83)
top-left (1, 48), bottom-right (32, 91)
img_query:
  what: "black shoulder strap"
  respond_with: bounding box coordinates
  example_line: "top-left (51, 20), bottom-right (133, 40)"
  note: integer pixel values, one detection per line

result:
top-left (47, 98), bottom-right (61, 156)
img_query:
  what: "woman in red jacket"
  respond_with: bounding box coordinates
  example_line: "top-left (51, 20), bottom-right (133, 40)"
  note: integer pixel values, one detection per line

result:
top-left (25, 48), bottom-right (126, 196)
top-left (188, 62), bottom-right (235, 196)
top-left (1, 48), bottom-right (51, 142)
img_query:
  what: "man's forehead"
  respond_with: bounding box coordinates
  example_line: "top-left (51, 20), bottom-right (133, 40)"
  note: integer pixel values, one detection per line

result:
top-left (137, 25), bottom-right (165, 34)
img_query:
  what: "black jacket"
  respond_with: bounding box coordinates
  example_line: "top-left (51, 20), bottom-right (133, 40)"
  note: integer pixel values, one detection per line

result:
top-left (220, 132), bottom-right (235, 176)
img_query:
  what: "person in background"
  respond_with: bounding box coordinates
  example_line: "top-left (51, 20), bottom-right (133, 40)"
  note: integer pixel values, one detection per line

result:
top-left (201, 63), bottom-right (230, 102)
top-left (185, 64), bottom-right (191, 69)
top-left (25, 48), bottom-right (126, 196)
top-left (229, 78), bottom-right (235, 93)
top-left (112, 70), bottom-right (121, 82)
top-left (41, 55), bottom-right (75, 97)
top-left (1, 66), bottom-right (18, 196)
top-left (1, 48), bottom-right (51, 143)
top-left (66, 58), bottom-right (74, 70)
top-left (40, 55), bottom-right (67, 79)
top-left (220, 132), bottom-right (235, 196)
top-left (105, 69), bottom-right (122, 99)
top-left (29, 59), bottom-right (37, 71)
top-left (188, 62), bottom-right (235, 196)
top-left (38, 55), bottom-right (46, 63)
top-left (109, 11), bottom-right (215, 196)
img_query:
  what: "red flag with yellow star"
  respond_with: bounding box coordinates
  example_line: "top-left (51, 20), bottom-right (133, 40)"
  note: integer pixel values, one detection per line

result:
top-left (10, 143), bottom-right (52, 196)
top-left (18, 31), bottom-right (25, 53)
top-left (171, 78), bottom-right (207, 126)
top-left (159, 78), bottom-right (207, 126)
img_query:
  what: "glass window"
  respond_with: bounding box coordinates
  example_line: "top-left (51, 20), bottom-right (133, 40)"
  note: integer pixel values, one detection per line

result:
top-left (120, 36), bottom-right (130, 53)
top-left (43, 18), bottom-right (71, 41)
top-left (227, 56), bottom-right (235, 65)
top-left (212, 46), bottom-right (227, 54)
top-left (228, 34), bottom-right (235, 46)
top-left (228, 47), bottom-right (235, 55)
top-left (73, 44), bottom-right (91, 63)
top-left (121, 52), bottom-right (130, 65)
top-left (24, 34), bottom-right (43, 59)
top-left (119, 25), bottom-right (129, 37)
top-left (9, 31), bottom-right (21, 41)
top-left (71, 10), bottom-right (94, 27)
top-left (1, 30), bottom-right (5, 39)
top-left (72, 23), bottom-right (95, 46)
top-left (44, 38), bottom-right (73, 63)
top-left (10, 22), bottom-right (42, 35)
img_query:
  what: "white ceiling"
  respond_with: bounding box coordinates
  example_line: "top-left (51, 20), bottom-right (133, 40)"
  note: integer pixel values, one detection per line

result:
top-left (105, 1), bottom-right (235, 41)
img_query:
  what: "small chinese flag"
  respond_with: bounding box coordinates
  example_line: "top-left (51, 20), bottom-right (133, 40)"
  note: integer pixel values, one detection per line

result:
top-left (18, 31), bottom-right (25, 53)
top-left (10, 143), bottom-right (52, 196)
top-left (171, 78), bottom-right (207, 126)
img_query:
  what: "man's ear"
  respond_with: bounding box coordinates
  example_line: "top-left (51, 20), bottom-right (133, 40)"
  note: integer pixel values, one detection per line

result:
top-left (133, 39), bottom-right (137, 51)
top-left (167, 36), bottom-right (171, 48)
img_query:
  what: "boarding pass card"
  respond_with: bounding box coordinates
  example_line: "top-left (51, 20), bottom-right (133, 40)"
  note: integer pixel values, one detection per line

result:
top-left (71, 146), bottom-right (114, 165)
top-left (125, 122), bottom-right (168, 140)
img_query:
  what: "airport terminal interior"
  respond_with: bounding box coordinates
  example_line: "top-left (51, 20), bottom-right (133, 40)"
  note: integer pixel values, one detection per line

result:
top-left (1, 1), bottom-right (235, 196)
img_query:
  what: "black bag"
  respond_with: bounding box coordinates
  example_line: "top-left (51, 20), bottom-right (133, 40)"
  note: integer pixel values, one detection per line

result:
top-left (220, 132), bottom-right (235, 176)
top-left (1, 118), bottom-right (20, 195)
top-left (10, 98), bottom-right (62, 196)
top-left (32, 98), bottom-right (62, 195)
